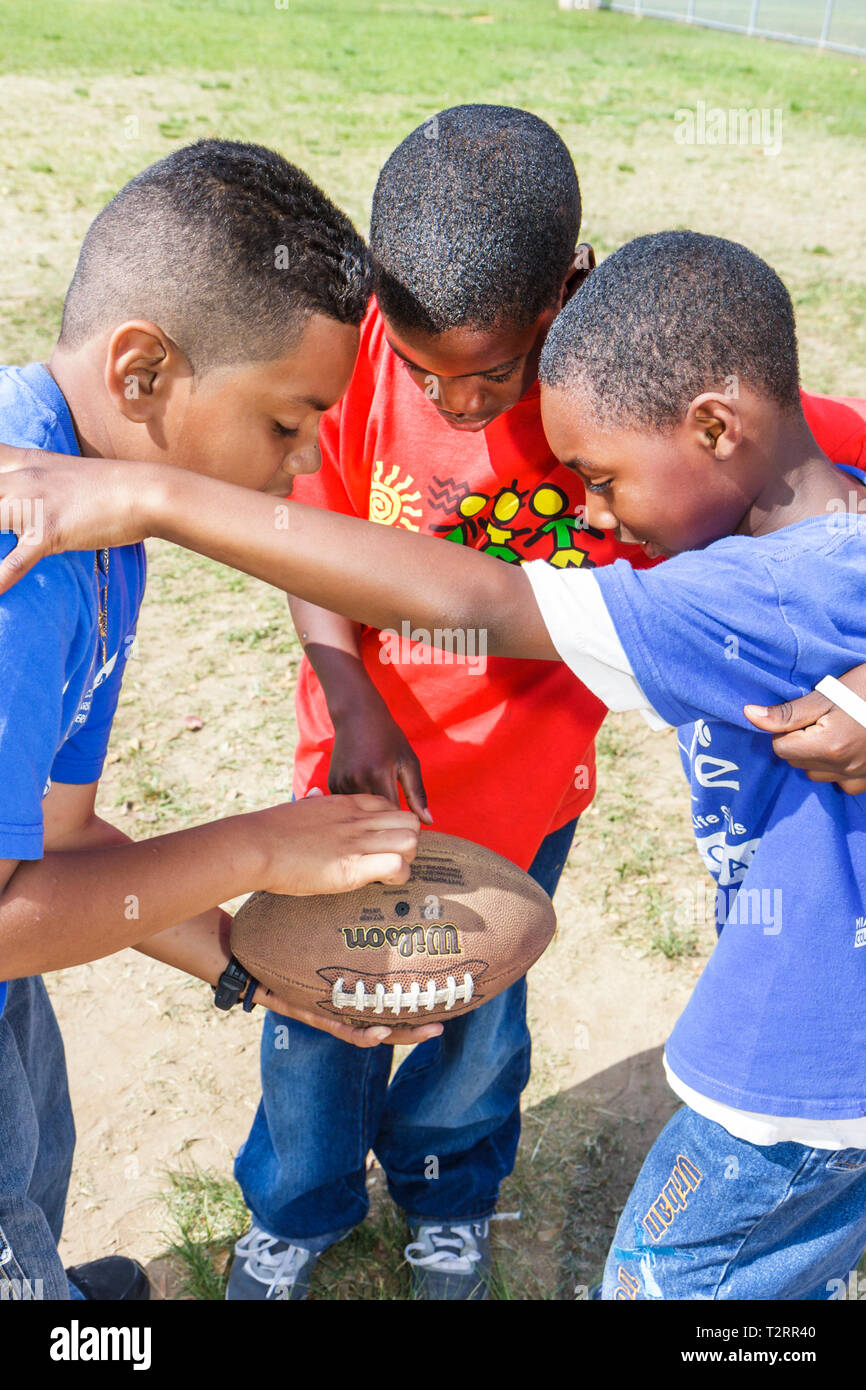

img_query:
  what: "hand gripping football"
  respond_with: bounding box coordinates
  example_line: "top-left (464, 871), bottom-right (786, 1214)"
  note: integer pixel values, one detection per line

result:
top-left (230, 830), bottom-right (557, 1027)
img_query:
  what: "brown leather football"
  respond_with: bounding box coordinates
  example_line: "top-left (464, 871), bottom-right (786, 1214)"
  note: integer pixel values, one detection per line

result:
top-left (230, 830), bottom-right (557, 1027)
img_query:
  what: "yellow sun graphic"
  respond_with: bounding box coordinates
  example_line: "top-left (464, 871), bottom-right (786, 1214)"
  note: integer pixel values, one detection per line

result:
top-left (369, 461), bottom-right (423, 530)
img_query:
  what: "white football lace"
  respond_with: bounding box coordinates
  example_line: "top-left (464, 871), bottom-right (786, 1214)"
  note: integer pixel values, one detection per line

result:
top-left (234, 1226), bottom-right (310, 1297)
top-left (404, 1223), bottom-right (486, 1275)
top-left (330, 973), bottom-right (474, 1015)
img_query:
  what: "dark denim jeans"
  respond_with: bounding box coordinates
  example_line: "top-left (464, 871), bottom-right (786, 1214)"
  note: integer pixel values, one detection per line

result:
top-left (234, 819), bottom-right (578, 1241)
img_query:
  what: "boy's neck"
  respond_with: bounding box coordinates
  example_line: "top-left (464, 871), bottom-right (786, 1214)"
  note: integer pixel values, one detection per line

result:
top-left (740, 410), bottom-right (865, 540)
top-left (47, 348), bottom-right (117, 461)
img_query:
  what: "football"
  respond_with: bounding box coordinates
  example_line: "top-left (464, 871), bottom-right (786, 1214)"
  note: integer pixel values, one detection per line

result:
top-left (230, 830), bottom-right (557, 1027)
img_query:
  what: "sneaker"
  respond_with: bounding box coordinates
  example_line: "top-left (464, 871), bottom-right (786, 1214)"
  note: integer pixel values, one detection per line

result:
top-left (405, 1219), bottom-right (491, 1300)
top-left (225, 1222), bottom-right (345, 1301)
top-left (65, 1256), bottom-right (150, 1301)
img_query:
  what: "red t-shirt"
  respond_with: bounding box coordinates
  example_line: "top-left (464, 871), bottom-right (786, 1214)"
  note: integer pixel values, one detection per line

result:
top-left (292, 302), bottom-right (866, 869)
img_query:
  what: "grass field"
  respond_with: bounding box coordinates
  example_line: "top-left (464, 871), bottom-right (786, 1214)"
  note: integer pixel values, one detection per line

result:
top-left (2, 0), bottom-right (865, 1300)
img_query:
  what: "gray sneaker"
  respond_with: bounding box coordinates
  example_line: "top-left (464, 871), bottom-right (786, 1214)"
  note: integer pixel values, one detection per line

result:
top-left (405, 1219), bottom-right (491, 1300)
top-left (225, 1223), bottom-right (344, 1301)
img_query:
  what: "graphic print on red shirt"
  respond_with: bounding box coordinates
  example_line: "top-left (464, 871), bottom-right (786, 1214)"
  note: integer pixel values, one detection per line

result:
top-left (290, 303), bottom-right (652, 869)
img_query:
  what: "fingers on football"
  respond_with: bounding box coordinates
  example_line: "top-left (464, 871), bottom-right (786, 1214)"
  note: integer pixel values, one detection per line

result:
top-left (397, 757), bottom-right (433, 824)
top-left (384, 1023), bottom-right (444, 1045)
top-left (350, 851), bottom-right (413, 887)
top-left (345, 792), bottom-right (404, 813)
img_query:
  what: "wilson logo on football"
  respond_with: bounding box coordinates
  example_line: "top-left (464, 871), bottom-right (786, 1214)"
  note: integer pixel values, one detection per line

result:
top-left (341, 924), bottom-right (461, 958)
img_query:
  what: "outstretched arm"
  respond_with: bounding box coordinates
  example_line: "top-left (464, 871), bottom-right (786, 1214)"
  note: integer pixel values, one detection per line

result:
top-left (0, 449), bottom-right (558, 659)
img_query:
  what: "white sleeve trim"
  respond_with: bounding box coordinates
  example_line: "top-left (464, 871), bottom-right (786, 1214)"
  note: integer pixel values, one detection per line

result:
top-left (664, 1055), bottom-right (866, 1150)
top-left (522, 559), bottom-right (670, 730)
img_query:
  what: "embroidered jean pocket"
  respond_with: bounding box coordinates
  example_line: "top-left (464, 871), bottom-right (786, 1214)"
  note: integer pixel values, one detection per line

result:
top-left (826, 1149), bottom-right (866, 1172)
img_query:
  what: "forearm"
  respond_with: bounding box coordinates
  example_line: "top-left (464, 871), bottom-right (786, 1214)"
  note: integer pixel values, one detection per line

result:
top-left (0, 815), bottom-right (266, 980)
top-left (74, 814), bottom-right (236, 988)
top-left (148, 467), bottom-right (553, 659)
top-left (134, 906), bottom-right (232, 987)
top-left (290, 599), bottom-right (384, 721)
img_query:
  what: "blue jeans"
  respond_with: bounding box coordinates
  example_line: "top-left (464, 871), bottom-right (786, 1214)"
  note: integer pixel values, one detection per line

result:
top-left (235, 819), bottom-right (578, 1241)
top-left (602, 1104), bottom-right (866, 1300)
top-left (0, 976), bottom-right (78, 1301)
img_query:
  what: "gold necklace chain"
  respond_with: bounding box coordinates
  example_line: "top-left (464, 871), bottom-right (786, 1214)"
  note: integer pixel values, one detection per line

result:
top-left (95, 547), bottom-right (109, 666)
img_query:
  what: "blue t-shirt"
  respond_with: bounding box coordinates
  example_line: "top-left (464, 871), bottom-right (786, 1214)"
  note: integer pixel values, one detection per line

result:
top-left (595, 504), bottom-right (866, 1120)
top-left (0, 364), bottom-right (146, 1015)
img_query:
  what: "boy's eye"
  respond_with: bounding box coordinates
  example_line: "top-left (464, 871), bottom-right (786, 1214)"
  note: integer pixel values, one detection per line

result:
top-left (273, 422), bottom-right (298, 439)
top-left (586, 479), bottom-right (612, 494)
top-left (482, 367), bottom-right (519, 385)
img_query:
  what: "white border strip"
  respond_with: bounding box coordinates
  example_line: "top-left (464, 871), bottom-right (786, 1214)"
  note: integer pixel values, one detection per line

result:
top-left (815, 675), bottom-right (866, 731)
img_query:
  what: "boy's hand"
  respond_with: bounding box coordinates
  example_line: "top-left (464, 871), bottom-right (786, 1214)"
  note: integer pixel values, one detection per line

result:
top-left (250, 980), bottom-right (443, 1048)
top-left (0, 447), bottom-right (150, 589)
top-left (329, 698), bottom-right (432, 823)
top-left (254, 792), bottom-right (420, 895)
top-left (744, 663), bottom-right (866, 794)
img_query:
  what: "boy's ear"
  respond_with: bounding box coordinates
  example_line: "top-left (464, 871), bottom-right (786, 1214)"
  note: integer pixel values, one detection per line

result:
top-left (104, 322), bottom-right (192, 423)
top-left (560, 243), bottom-right (596, 307)
top-left (691, 393), bottom-right (744, 461)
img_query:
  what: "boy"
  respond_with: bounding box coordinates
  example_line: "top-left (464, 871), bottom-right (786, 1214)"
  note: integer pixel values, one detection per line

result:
top-left (0, 139), bottom-right (421, 1302)
top-left (232, 105), bottom-right (646, 1302)
top-left (9, 230), bottom-right (866, 1299)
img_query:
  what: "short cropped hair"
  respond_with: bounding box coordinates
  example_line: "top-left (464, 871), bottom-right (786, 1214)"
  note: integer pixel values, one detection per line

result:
top-left (369, 105), bottom-right (581, 336)
top-left (59, 140), bottom-right (371, 372)
top-left (540, 230), bottom-right (801, 429)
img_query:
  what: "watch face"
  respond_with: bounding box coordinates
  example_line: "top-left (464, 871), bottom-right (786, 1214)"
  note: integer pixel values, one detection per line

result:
top-left (214, 957), bottom-right (249, 1008)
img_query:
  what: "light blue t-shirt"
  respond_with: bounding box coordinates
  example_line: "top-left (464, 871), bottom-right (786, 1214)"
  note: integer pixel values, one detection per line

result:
top-left (595, 501), bottom-right (866, 1120)
top-left (0, 364), bottom-right (146, 1014)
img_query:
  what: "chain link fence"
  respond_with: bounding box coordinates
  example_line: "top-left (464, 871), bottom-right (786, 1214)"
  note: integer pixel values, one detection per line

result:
top-left (571, 1), bottom-right (866, 56)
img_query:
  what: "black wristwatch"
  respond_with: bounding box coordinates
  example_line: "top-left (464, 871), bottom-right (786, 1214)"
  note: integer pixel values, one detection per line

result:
top-left (213, 955), bottom-right (258, 1012)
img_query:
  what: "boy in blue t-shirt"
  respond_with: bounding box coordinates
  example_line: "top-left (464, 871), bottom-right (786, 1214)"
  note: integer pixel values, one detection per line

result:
top-left (528, 231), bottom-right (866, 1298)
top-left (0, 141), bottom-right (421, 1302)
top-left (3, 230), bottom-right (866, 1299)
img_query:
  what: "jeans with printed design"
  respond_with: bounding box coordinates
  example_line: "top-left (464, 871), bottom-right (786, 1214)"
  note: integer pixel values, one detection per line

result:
top-left (234, 819), bottom-right (578, 1242)
top-left (0, 976), bottom-right (81, 1301)
top-left (602, 1103), bottom-right (866, 1300)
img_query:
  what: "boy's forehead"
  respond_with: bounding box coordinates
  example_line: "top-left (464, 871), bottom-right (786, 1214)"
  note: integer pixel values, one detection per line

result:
top-left (541, 384), bottom-right (611, 463)
top-left (216, 316), bottom-right (358, 406)
top-left (384, 316), bottom-right (540, 379)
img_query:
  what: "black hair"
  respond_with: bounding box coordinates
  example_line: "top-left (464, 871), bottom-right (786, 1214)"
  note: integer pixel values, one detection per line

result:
top-left (369, 105), bottom-right (581, 336)
top-left (59, 139), bottom-right (371, 372)
top-left (540, 230), bottom-right (801, 429)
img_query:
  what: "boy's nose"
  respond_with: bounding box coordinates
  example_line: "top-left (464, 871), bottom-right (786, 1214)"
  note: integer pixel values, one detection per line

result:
top-left (288, 441), bottom-right (322, 476)
top-left (436, 378), bottom-right (486, 419)
top-left (583, 490), bottom-right (616, 532)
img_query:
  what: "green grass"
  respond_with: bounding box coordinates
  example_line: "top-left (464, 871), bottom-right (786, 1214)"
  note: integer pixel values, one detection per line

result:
top-left (161, 1166), bottom-right (250, 1300)
top-left (1, 1), bottom-right (863, 388)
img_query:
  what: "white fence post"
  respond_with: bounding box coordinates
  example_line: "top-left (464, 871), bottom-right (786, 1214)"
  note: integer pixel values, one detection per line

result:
top-left (819, 0), bottom-right (835, 49)
top-left (747, 0), bottom-right (761, 36)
